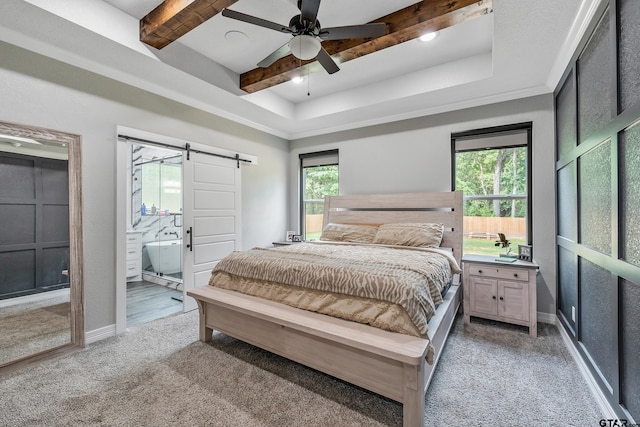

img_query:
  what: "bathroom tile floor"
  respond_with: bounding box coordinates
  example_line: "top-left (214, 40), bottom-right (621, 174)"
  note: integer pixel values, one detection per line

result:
top-left (126, 281), bottom-right (182, 328)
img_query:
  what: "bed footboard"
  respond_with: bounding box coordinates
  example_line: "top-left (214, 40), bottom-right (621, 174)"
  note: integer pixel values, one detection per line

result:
top-left (188, 284), bottom-right (461, 427)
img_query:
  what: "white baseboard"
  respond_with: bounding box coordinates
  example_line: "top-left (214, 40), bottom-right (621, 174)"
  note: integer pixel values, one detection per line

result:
top-left (556, 316), bottom-right (617, 419)
top-left (537, 311), bottom-right (556, 324)
top-left (86, 324), bottom-right (116, 345)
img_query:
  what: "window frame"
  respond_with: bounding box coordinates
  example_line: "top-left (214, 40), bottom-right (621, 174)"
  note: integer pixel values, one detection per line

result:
top-left (299, 149), bottom-right (339, 239)
top-left (451, 122), bottom-right (533, 249)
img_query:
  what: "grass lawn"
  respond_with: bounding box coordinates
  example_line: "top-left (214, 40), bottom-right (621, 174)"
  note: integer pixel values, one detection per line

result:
top-left (464, 236), bottom-right (525, 256)
top-left (305, 232), bottom-right (321, 241)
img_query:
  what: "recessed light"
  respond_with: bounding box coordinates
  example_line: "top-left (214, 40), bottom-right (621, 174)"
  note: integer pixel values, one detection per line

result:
top-left (419, 32), bottom-right (438, 42)
top-left (291, 76), bottom-right (304, 84)
top-left (224, 30), bottom-right (249, 44)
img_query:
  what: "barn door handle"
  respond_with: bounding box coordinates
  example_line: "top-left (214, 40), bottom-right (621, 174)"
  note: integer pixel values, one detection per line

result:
top-left (186, 226), bottom-right (193, 252)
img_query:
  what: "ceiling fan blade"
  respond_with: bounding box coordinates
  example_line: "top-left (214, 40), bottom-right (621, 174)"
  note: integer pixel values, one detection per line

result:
top-left (299, 0), bottom-right (321, 25)
top-left (319, 22), bottom-right (386, 40)
top-left (315, 47), bottom-right (339, 74)
top-left (257, 42), bottom-right (292, 68)
top-left (222, 9), bottom-right (292, 34)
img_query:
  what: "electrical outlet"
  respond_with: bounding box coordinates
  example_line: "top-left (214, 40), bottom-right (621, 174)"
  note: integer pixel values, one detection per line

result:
top-left (571, 306), bottom-right (576, 322)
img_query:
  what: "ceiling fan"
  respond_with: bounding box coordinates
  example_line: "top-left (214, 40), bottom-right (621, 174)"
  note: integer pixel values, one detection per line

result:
top-left (222, 0), bottom-right (386, 74)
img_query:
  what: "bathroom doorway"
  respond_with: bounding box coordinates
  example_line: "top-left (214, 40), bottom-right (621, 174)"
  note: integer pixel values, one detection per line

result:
top-left (126, 143), bottom-right (183, 327)
top-left (116, 128), bottom-right (250, 334)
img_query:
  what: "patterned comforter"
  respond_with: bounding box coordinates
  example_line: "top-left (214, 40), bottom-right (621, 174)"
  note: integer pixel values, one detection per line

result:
top-left (208, 242), bottom-right (460, 362)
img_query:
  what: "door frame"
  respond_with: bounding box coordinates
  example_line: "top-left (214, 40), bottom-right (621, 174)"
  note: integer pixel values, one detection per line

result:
top-left (115, 127), bottom-right (255, 334)
top-left (115, 131), bottom-right (186, 333)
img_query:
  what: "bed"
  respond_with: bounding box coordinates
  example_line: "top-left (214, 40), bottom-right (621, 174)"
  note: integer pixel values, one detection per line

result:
top-left (187, 191), bottom-right (463, 427)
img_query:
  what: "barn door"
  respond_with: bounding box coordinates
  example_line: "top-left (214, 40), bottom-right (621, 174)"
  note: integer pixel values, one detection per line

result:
top-left (182, 152), bottom-right (241, 312)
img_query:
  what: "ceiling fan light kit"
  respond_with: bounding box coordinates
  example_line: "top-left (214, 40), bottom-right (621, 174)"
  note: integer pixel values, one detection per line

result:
top-left (221, 0), bottom-right (386, 75)
top-left (289, 35), bottom-right (321, 60)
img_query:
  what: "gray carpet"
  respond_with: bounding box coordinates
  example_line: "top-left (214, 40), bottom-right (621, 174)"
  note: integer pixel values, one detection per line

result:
top-left (0, 311), bottom-right (601, 426)
top-left (0, 296), bottom-right (70, 365)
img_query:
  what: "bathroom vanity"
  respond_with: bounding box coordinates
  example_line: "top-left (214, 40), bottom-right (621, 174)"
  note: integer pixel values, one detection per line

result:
top-left (126, 231), bottom-right (142, 281)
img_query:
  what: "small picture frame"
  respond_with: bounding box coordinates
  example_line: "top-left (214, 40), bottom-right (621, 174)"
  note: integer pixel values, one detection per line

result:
top-left (286, 231), bottom-right (295, 242)
top-left (292, 234), bottom-right (302, 242)
top-left (518, 244), bottom-right (533, 262)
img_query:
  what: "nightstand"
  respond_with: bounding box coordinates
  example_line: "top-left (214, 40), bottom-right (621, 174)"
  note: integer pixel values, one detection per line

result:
top-left (462, 254), bottom-right (539, 337)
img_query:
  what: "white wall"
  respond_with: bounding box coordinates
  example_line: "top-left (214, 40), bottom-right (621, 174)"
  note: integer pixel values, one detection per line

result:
top-left (0, 41), bottom-right (289, 332)
top-left (289, 94), bottom-right (557, 318)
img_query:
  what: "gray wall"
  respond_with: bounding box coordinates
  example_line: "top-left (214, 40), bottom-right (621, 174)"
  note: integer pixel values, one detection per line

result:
top-left (289, 94), bottom-right (557, 318)
top-left (0, 41), bottom-right (289, 332)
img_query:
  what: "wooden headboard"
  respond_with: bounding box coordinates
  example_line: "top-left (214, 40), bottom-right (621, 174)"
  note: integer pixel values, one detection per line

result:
top-left (323, 191), bottom-right (463, 266)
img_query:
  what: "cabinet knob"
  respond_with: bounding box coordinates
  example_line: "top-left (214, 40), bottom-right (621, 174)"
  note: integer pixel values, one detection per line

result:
top-left (499, 297), bottom-right (504, 301)
top-left (514, 273), bottom-right (518, 278)
top-left (478, 270), bottom-right (483, 274)
top-left (492, 296), bottom-right (496, 300)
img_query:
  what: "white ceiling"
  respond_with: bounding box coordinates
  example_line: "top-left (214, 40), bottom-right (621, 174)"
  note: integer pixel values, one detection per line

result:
top-left (102, 0), bottom-right (494, 105)
top-left (0, 134), bottom-right (68, 160)
top-left (2, 0), bottom-right (603, 139)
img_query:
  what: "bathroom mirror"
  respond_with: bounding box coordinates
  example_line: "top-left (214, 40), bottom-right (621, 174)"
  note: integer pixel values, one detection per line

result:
top-left (0, 120), bottom-right (83, 372)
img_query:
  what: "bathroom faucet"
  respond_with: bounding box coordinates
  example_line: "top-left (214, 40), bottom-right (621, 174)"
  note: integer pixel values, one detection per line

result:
top-left (165, 231), bottom-right (179, 238)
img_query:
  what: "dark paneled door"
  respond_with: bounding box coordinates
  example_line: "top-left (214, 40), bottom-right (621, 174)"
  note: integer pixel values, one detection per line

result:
top-left (0, 152), bottom-right (69, 300)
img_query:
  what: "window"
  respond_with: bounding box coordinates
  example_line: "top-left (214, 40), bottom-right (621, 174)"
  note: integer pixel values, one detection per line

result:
top-left (299, 150), bottom-right (339, 240)
top-left (452, 124), bottom-right (532, 256)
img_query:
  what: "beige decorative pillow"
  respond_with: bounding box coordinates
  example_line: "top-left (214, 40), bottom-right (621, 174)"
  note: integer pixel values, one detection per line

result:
top-left (373, 223), bottom-right (444, 248)
top-left (320, 223), bottom-right (379, 243)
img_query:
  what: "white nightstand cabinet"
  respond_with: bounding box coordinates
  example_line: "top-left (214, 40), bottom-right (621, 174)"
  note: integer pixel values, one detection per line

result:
top-left (462, 255), bottom-right (539, 337)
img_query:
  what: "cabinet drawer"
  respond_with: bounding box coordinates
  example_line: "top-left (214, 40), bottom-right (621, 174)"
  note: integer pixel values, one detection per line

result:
top-left (127, 234), bottom-right (141, 244)
top-left (468, 265), bottom-right (529, 282)
top-left (126, 247), bottom-right (140, 260)
top-left (126, 262), bottom-right (139, 274)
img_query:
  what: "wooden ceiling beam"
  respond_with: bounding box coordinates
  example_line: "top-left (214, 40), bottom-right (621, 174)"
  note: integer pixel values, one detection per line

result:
top-left (140, 0), bottom-right (239, 49)
top-left (140, 0), bottom-right (493, 93)
top-left (240, 0), bottom-right (492, 93)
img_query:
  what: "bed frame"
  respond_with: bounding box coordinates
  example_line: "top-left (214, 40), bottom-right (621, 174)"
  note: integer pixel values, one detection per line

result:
top-left (188, 191), bottom-right (463, 427)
